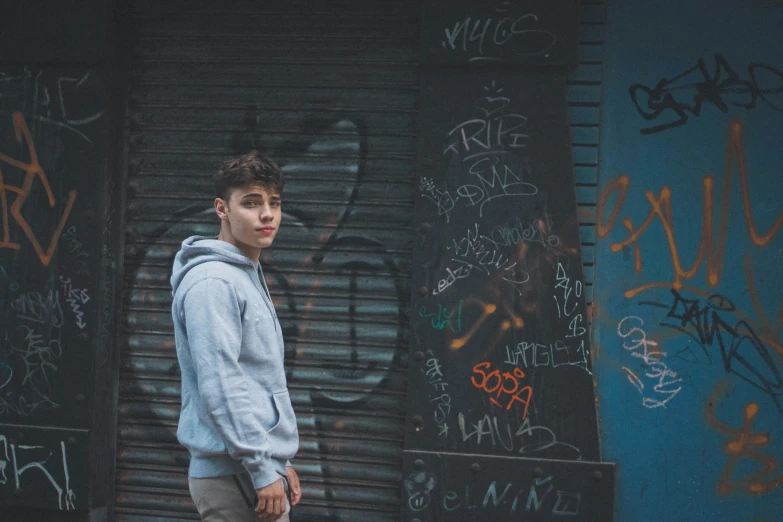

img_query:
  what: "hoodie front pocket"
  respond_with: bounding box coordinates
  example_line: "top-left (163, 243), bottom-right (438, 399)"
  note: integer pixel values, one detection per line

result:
top-left (266, 390), bottom-right (299, 455)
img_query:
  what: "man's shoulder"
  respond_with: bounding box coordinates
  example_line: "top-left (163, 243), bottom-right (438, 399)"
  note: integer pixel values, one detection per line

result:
top-left (177, 261), bottom-right (246, 292)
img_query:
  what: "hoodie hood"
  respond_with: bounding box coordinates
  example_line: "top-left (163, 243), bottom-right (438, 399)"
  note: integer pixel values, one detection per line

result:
top-left (170, 236), bottom-right (256, 294)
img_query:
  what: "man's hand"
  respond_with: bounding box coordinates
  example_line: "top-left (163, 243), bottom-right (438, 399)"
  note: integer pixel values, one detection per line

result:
top-left (255, 479), bottom-right (286, 521)
top-left (286, 466), bottom-right (302, 506)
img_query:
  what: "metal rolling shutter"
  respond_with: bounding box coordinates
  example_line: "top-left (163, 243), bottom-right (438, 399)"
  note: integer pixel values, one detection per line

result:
top-left (115, 1), bottom-right (417, 520)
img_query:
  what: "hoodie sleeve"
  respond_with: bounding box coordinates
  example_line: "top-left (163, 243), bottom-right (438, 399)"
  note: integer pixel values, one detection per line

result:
top-left (182, 277), bottom-right (281, 489)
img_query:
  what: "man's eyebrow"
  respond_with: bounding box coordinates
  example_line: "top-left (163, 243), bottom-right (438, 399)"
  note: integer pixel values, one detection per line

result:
top-left (241, 192), bottom-right (281, 200)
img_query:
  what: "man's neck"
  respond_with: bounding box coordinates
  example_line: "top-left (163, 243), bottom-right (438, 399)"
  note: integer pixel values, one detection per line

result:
top-left (216, 232), bottom-right (261, 263)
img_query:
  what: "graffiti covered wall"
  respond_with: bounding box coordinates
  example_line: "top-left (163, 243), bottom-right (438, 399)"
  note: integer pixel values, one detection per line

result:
top-left (399, 2), bottom-right (618, 521)
top-left (0, 66), bottom-right (105, 512)
top-left (594, 2), bottom-right (783, 520)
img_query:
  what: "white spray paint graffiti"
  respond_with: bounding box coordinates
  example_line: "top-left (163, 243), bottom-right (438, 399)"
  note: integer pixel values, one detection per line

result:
top-left (617, 316), bottom-right (683, 409)
top-left (0, 434), bottom-right (76, 510)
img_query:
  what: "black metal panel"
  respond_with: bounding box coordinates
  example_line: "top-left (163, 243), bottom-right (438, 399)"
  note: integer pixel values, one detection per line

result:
top-left (0, 425), bottom-right (88, 511)
top-left (401, 451), bottom-right (615, 521)
top-left (0, 65), bottom-right (104, 429)
top-left (0, 0), bottom-right (106, 63)
top-left (419, 0), bottom-right (580, 67)
top-left (0, 63), bottom-right (109, 517)
top-left (407, 69), bottom-right (599, 460)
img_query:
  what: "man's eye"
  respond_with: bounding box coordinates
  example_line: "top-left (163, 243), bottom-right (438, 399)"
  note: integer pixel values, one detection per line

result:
top-left (244, 201), bottom-right (258, 207)
top-left (271, 202), bottom-right (281, 207)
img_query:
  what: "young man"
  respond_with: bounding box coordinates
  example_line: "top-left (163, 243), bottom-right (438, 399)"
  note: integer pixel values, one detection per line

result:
top-left (171, 151), bottom-right (301, 521)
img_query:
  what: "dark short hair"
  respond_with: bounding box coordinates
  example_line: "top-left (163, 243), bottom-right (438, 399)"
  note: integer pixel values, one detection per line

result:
top-left (213, 150), bottom-right (284, 200)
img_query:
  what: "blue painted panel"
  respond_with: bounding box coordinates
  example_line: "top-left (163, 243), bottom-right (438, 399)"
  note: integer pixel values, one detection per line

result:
top-left (573, 145), bottom-right (599, 167)
top-left (579, 225), bottom-right (596, 245)
top-left (595, 2), bottom-right (783, 521)
top-left (568, 84), bottom-right (602, 104)
top-left (579, 24), bottom-right (605, 44)
top-left (580, 5), bottom-right (607, 24)
top-left (569, 63), bottom-right (603, 83)
top-left (575, 185), bottom-right (597, 205)
top-left (568, 106), bottom-right (601, 125)
top-left (571, 127), bottom-right (600, 147)
top-left (579, 44), bottom-right (604, 63)
top-left (574, 165), bottom-right (598, 184)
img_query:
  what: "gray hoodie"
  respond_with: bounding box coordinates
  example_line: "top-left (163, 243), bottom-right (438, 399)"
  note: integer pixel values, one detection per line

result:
top-left (170, 236), bottom-right (298, 489)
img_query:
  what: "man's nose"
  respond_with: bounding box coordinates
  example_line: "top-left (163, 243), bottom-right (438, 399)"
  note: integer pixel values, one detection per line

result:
top-left (259, 204), bottom-right (274, 220)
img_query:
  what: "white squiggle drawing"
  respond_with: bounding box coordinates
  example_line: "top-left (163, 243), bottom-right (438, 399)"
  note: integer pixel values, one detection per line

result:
top-left (405, 471), bottom-right (437, 511)
top-left (60, 277), bottom-right (90, 330)
top-left (443, 223), bottom-right (530, 294)
top-left (0, 436), bottom-right (76, 510)
top-left (554, 262), bottom-right (587, 339)
top-left (617, 316), bottom-right (683, 409)
top-left (10, 290), bottom-right (64, 328)
top-left (420, 177), bottom-right (456, 222)
top-left (432, 265), bottom-right (471, 296)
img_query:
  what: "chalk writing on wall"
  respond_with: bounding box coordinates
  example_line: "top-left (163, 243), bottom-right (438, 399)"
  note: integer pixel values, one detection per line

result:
top-left (0, 68), bottom-right (103, 144)
top-left (400, 450), bottom-right (615, 521)
top-left (617, 316), bottom-right (683, 409)
top-left (419, 0), bottom-right (579, 67)
top-left (0, 433), bottom-right (76, 510)
top-left (0, 65), bottom-right (102, 438)
top-left (408, 64), bottom-right (598, 462)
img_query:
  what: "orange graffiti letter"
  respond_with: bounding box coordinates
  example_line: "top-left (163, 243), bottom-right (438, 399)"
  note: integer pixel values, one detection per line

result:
top-left (0, 112), bottom-right (77, 266)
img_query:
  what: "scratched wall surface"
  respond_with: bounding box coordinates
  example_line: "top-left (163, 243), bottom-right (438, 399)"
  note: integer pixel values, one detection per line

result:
top-left (594, 2), bottom-right (783, 521)
top-left (0, 66), bottom-right (105, 511)
top-left (114, 1), bottom-right (417, 520)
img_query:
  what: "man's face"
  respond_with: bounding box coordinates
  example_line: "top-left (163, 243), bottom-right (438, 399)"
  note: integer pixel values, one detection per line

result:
top-left (215, 183), bottom-right (282, 260)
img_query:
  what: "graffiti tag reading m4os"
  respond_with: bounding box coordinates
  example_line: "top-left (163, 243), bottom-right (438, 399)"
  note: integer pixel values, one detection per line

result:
top-left (0, 112), bottom-right (77, 266)
top-left (471, 362), bottom-right (532, 419)
top-left (442, 14), bottom-right (557, 63)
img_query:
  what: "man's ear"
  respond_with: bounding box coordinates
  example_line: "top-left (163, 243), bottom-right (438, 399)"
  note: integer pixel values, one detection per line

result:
top-left (214, 197), bottom-right (228, 220)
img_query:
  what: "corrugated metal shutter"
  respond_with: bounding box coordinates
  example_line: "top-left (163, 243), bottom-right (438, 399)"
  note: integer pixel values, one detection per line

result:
top-left (115, 1), bottom-right (417, 520)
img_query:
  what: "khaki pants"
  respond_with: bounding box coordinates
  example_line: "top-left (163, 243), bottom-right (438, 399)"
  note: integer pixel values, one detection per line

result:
top-left (189, 472), bottom-right (290, 522)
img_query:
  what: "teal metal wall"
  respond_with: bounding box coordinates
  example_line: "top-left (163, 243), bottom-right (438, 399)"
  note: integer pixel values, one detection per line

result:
top-left (594, 2), bottom-right (783, 520)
